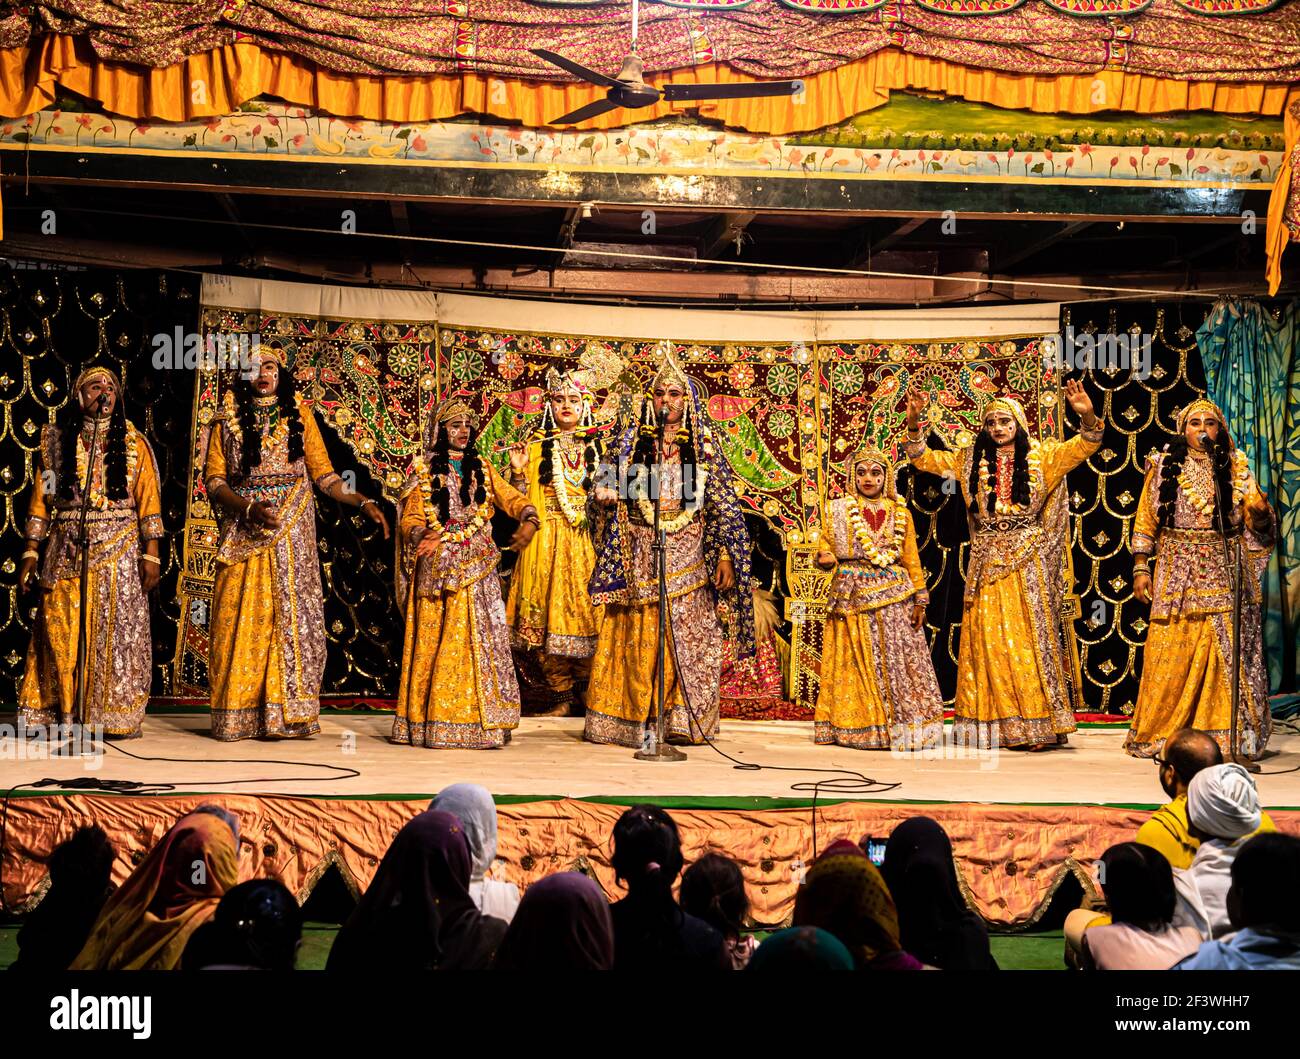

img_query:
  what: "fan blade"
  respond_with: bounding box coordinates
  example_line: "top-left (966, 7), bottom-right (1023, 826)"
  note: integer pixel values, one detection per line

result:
top-left (549, 98), bottom-right (625, 126)
top-left (662, 80), bottom-right (804, 102)
top-left (531, 49), bottom-right (624, 90)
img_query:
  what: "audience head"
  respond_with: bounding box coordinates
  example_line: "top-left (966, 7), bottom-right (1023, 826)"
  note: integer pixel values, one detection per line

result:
top-left (190, 803), bottom-right (241, 851)
top-left (793, 848), bottom-right (901, 968)
top-left (611, 805), bottom-right (684, 893)
top-left (48, 825), bottom-right (115, 894)
top-left (680, 853), bottom-right (749, 942)
top-left (430, 783), bottom-right (498, 883)
top-left (1227, 833), bottom-right (1300, 934)
top-left (1186, 763), bottom-right (1261, 842)
top-left (494, 872), bottom-right (614, 970)
top-left (186, 879), bottom-right (303, 970)
top-left (1158, 729), bottom-right (1223, 799)
top-left (1097, 842), bottom-right (1177, 932)
top-left (748, 926), bottom-right (854, 971)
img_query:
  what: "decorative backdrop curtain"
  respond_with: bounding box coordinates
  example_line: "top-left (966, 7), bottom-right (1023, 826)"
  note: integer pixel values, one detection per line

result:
top-left (1198, 298), bottom-right (1300, 695)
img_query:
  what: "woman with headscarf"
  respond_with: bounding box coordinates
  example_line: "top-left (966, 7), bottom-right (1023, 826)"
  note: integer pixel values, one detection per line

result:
top-left (391, 396), bottom-right (538, 749)
top-left (813, 444), bottom-right (943, 750)
top-left (430, 783), bottom-right (520, 921)
top-left (903, 380), bottom-right (1102, 750)
top-left (204, 349), bottom-right (389, 740)
top-left (585, 346), bottom-right (754, 748)
top-left (70, 808), bottom-right (239, 970)
top-left (1126, 399), bottom-right (1275, 759)
top-left (608, 805), bottom-right (729, 970)
top-left (503, 367), bottom-right (604, 716)
top-left (18, 365), bottom-right (164, 737)
top-left (494, 872), bottom-right (615, 970)
top-left (326, 810), bottom-right (507, 970)
top-left (793, 843), bottom-right (930, 970)
top-left (748, 927), bottom-right (854, 971)
top-left (182, 878), bottom-right (304, 971)
top-left (882, 817), bottom-right (998, 970)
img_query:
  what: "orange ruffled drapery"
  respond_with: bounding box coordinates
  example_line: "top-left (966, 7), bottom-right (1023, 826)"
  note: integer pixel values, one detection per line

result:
top-left (0, 35), bottom-right (1296, 282)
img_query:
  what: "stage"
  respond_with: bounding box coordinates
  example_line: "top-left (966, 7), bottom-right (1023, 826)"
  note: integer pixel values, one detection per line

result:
top-left (3, 714), bottom-right (1298, 928)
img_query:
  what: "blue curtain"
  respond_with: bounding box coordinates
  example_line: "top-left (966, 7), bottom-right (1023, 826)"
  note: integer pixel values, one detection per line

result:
top-left (1197, 299), bottom-right (1300, 695)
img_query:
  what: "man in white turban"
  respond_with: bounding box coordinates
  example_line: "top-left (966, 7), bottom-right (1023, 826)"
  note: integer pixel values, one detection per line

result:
top-left (1172, 764), bottom-right (1263, 939)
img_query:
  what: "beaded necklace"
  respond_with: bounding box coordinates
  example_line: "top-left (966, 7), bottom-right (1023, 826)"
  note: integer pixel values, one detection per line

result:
top-left (1178, 449), bottom-right (1248, 517)
top-left (635, 435), bottom-right (711, 534)
top-left (550, 433), bottom-right (589, 529)
top-left (417, 457), bottom-right (494, 545)
top-left (976, 442), bottom-right (1043, 514)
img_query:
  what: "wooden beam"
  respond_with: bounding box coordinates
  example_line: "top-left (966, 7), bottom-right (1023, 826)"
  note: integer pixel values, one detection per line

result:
top-left (995, 220), bottom-right (1092, 271)
top-left (389, 200), bottom-right (411, 237)
top-left (869, 217), bottom-right (928, 256)
top-left (699, 211), bottom-right (757, 260)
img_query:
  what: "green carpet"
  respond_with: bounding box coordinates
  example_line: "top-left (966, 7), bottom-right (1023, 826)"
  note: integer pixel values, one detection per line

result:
top-left (0, 923), bottom-right (1064, 970)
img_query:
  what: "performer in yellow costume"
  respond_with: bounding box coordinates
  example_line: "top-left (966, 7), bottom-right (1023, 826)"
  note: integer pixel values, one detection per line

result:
top-left (903, 380), bottom-right (1102, 750)
top-left (584, 348), bottom-right (755, 749)
top-left (1126, 399), bottom-right (1275, 759)
top-left (504, 368), bottom-right (603, 714)
top-left (814, 444), bottom-right (943, 750)
top-left (392, 397), bottom-right (539, 749)
top-left (18, 366), bottom-right (164, 737)
top-left (204, 351), bottom-right (389, 740)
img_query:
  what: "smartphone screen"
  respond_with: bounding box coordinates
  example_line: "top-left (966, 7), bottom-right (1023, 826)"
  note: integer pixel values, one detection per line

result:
top-left (865, 838), bottom-right (887, 867)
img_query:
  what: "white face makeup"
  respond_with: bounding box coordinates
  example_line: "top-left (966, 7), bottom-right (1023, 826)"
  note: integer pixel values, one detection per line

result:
top-left (549, 390), bottom-right (583, 429)
top-left (444, 414), bottom-right (473, 452)
top-left (652, 382), bottom-right (686, 427)
top-left (253, 358), bottom-right (280, 395)
top-left (1185, 412), bottom-right (1220, 451)
top-left (856, 460), bottom-right (885, 499)
top-left (80, 376), bottom-right (117, 416)
top-left (983, 412), bottom-right (1017, 447)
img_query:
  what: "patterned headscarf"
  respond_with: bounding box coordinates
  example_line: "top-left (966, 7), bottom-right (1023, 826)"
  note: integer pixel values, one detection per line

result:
top-left (74, 364), bottom-right (123, 398)
top-left (1176, 398), bottom-right (1234, 449)
top-left (981, 394), bottom-right (1031, 435)
top-left (847, 443), bottom-right (897, 501)
top-left (422, 395), bottom-right (480, 456)
top-left (793, 851), bottom-right (903, 968)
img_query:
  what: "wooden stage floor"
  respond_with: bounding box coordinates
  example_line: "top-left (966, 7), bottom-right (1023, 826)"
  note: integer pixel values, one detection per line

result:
top-left (4, 713), bottom-right (1298, 807)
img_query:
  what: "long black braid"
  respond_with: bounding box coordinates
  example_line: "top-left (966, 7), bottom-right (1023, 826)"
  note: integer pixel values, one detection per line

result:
top-left (427, 424), bottom-right (486, 524)
top-left (537, 433), bottom-right (600, 490)
top-left (56, 397), bottom-right (128, 501)
top-left (967, 428), bottom-right (1031, 515)
top-left (629, 411), bottom-right (700, 511)
top-left (232, 368), bottom-right (305, 477)
top-left (1157, 436), bottom-right (1234, 531)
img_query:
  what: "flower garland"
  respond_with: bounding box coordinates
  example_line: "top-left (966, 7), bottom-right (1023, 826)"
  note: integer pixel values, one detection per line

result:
top-left (550, 434), bottom-right (589, 529)
top-left (1178, 449), bottom-right (1248, 517)
top-left (636, 434), bottom-right (711, 534)
top-left (76, 422), bottom-right (138, 511)
top-left (417, 459), bottom-right (494, 545)
top-left (848, 495), bottom-right (907, 567)
top-left (976, 442), bottom-right (1043, 514)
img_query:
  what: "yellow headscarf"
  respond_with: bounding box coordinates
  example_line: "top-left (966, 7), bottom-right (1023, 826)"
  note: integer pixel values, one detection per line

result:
top-left (981, 394), bottom-right (1031, 435)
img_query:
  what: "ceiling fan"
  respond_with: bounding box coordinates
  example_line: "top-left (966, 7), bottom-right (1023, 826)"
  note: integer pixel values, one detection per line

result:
top-left (531, 0), bottom-right (803, 126)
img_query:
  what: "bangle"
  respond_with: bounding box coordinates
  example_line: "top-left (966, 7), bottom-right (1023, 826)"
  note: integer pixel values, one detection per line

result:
top-left (360, 498), bottom-right (377, 512)
top-left (21, 549), bottom-right (38, 560)
top-left (1132, 565), bottom-right (1151, 576)
top-left (141, 554), bottom-right (161, 565)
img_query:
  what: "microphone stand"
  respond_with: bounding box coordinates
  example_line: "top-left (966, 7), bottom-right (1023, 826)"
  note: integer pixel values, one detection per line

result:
top-left (72, 397), bottom-right (107, 735)
top-left (635, 406), bottom-right (686, 762)
top-left (1205, 435), bottom-right (1259, 773)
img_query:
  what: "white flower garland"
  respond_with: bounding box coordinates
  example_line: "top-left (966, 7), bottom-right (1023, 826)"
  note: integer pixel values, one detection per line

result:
top-left (550, 434), bottom-right (589, 529)
top-left (76, 421), bottom-right (138, 511)
top-left (417, 459), bottom-right (494, 545)
top-left (1178, 449), bottom-right (1248, 517)
top-left (976, 441), bottom-right (1043, 514)
top-left (635, 433), bottom-right (712, 533)
top-left (848, 495), bottom-right (907, 567)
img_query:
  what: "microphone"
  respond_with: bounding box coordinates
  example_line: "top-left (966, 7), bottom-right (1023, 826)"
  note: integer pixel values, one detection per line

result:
top-left (98, 393), bottom-right (110, 410)
top-left (1197, 431), bottom-right (1212, 449)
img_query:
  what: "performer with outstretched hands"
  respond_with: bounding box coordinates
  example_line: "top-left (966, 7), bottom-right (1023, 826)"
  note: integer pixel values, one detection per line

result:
top-left (902, 379), bottom-right (1102, 750)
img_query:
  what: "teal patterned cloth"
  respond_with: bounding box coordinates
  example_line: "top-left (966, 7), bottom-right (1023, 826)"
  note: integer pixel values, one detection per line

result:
top-left (1198, 299), bottom-right (1300, 695)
